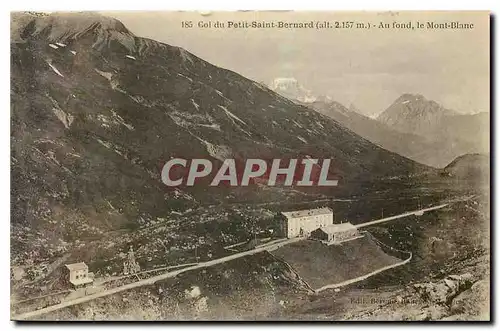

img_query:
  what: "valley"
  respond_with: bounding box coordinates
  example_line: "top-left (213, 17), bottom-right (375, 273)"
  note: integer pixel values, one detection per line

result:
top-left (9, 11), bottom-right (490, 321)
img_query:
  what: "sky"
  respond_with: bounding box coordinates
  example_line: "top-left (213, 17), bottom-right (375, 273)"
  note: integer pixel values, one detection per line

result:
top-left (106, 11), bottom-right (490, 117)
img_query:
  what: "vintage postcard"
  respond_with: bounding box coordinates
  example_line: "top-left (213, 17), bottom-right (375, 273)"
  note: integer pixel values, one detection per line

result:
top-left (10, 10), bottom-right (490, 321)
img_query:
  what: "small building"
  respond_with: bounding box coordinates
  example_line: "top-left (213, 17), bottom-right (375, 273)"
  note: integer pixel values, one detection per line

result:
top-left (278, 207), bottom-right (334, 238)
top-left (65, 262), bottom-right (93, 288)
top-left (310, 222), bottom-right (360, 244)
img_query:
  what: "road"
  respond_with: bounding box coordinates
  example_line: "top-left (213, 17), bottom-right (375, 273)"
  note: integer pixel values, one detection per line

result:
top-left (314, 252), bottom-right (413, 292)
top-left (12, 237), bottom-right (303, 320)
top-left (355, 203), bottom-right (449, 228)
top-left (315, 232), bottom-right (414, 292)
top-left (13, 201), bottom-right (457, 320)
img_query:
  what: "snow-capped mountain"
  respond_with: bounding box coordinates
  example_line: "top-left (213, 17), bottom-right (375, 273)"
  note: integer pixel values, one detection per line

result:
top-left (272, 84), bottom-right (489, 168)
top-left (269, 77), bottom-right (318, 103)
top-left (11, 12), bottom-right (426, 257)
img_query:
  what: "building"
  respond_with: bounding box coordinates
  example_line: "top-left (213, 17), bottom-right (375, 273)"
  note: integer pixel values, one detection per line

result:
top-left (278, 207), bottom-right (334, 238)
top-left (310, 222), bottom-right (360, 244)
top-left (65, 262), bottom-right (93, 288)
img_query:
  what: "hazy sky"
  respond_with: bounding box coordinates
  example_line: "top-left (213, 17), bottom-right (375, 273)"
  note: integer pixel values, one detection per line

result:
top-left (106, 11), bottom-right (490, 116)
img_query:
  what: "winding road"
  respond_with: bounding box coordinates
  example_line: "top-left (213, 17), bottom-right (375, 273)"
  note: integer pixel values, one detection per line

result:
top-left (12, 201), bottom-right (453, 320)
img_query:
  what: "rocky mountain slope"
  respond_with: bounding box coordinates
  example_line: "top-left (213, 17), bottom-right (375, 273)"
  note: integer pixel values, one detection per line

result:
top-left (270, 80), bottom-right (489, 168)
top-left (443, 153), bottom-right (489, 181)
top-left (378, 94), bottom-right (489, 164)
top-left (378, 94), bottom-right (458, 132)
top-left (304, 99), bottom-right (449, 167)
top-left (11, 12), bottom-right (428, 264)
top-left (26, 191), bottom-right (491, 321)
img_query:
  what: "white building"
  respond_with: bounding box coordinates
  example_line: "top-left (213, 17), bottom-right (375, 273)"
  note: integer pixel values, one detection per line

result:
top-left (279, 207), bottom-right (334, 238)
top-left (65, 262), bottom-right (93, 288)
top-left (310, 222), bottom-right (360, 244)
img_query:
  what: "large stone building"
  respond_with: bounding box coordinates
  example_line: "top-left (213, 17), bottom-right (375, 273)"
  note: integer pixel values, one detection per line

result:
top-left (279, 207), bottom-right (334, 238)
top-left (310, 222), bottom-right (360, 244)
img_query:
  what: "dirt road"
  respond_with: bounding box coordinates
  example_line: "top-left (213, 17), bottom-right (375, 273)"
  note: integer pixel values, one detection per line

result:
top-left (13, 237), bottom-right (303, 320)
top-left (13, 201), bottom-right (456, 320)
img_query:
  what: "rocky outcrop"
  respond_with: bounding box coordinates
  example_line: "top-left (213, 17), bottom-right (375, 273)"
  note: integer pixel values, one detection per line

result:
top-left (450, 280), bottom-right (489, 318)
top-left (410, 272), bottom-right (489, 320)
top-left (413, 273), bottom-right (475, 305)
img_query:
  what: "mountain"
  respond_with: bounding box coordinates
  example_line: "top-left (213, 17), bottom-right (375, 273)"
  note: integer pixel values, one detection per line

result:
top-left (377, 94), bottom-right (458, 134)
top-left (377, 94), bottom-right (489, 162)
top-left (268, 80), bottom-right (475, 168)
top-left (443, 153), bottom-right (489, 181)
top-left (10, 12), bottom-right (428, 256)
top-left (269, 78), bottom-right (318, 103)
top-left (300, 92), bottom-right (489, 168)
top-left (305, 99), bottom-right (451, 166)
top-left (268, 78), bottom-right (369, 117)
top-left (348, 103), bottom-right (373, 119)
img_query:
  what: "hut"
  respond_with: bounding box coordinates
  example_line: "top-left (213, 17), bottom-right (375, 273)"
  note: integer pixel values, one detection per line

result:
top-left (310, 222), bottom-right (359, 244)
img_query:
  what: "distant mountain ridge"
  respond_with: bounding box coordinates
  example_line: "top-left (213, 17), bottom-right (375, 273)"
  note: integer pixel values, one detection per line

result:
top-left (377, 93), bottom-right (489, 164)
top-left (377, 93), bottom-right (458, 135)
top-left (270, 79), bottom-right (489, 168)
top-left (443, 153), bottom-right (489, 181)
top-left (11, 12), bottom-right (428, 259)
top-left (269, 77), bottom-right (318, 103)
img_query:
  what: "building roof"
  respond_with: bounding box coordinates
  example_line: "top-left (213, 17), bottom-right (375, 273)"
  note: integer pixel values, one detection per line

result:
top-left (69, 277), bottom-right (93, 286)
top-left (281, 207), bottom-right (332, 219)
top-left (65, 262), bottom-right (88, 271)
top-left (316, 222), bottom-right (356, 234)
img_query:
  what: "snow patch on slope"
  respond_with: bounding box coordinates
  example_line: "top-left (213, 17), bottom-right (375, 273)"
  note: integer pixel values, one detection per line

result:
top-left (292, 119), bottom-right (303, 128)
top-left (197, 139), bottom-right (232, 161)
top-left (191, 99), bottom-right (200, 111)
top-left (168, 109), bottom-right (221, 132)
top-left (47, 95), bottom-right (74, 128)
top-left (179, 48), bottom-right (195, 65)
top-left (94, 68), bottom-right (126, 93)
top-left (52, 108), bottom-right (74, 129)
top-left (199, 123), bottom-right (221, 131)
top-left (177, 73), bottom-right (193, 82)
top-left (217, 105), bottom-right (252, 136)
top-left (110, 109), bottom-right (134, 131)
top-left (46, 60), bottom-right (64, 77)
top-left (218, 105), bottom-right (247, 125)
top-left (95, 68), bottom-right (113, 81)
top-left (297, 136), bottom-right (308, 143)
